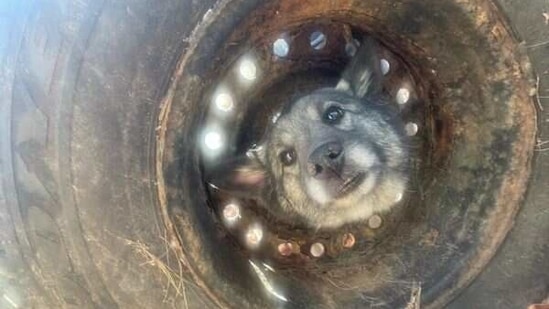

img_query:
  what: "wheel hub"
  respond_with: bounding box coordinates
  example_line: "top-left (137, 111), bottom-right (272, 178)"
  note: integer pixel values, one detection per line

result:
top-left (156, 0), bottom-right (536, 307)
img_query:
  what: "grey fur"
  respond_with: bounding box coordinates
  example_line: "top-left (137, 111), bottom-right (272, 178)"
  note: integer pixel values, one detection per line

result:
top-left (213, 40), bottom-right (408, 229)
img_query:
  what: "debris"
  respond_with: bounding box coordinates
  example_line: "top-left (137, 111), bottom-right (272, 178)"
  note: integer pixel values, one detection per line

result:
top-left (405, 282), bottom-right (422, 309)
top-left (534, 76), bottom-right (544, 111)
top-left (420, 228), bottom-right (440, 247)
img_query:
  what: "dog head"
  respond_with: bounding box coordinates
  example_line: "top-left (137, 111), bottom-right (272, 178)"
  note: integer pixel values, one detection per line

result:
top-left (209, 39), bottom-right (408, 228)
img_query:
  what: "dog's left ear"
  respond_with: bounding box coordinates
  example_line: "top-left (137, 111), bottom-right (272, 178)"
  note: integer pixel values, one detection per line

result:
top-left (206, 153), bottom-right (267, 198)
top-left (336, 37), bottom-right (383, 98)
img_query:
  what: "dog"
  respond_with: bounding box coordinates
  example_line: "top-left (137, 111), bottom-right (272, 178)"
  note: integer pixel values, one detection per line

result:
top-left (209, 39), bottom-right (408, 229)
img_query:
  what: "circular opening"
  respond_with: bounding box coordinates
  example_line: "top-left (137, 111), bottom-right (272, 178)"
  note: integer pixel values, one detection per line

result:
top-left (158, 0), bottom-right (536, 308)
top-left (344, 42), bottom-right (357, 57)
top-left (203, 131), bottom-right (224, 151)
top-left (396, 87), bottom-right (411, 105)
top-left (380, 58), bottom-right (391, 75)
top-left (405, 122), bottom-right (419, 136)
top-left (273, 37), bottom-right (290, 57)
top-left (223, 203), bottom-right (241, 224)
top-left (238, 57), bottom-right (258, 81)
top-left (215, 92), bottom-right (235, 112)
top-left (309, 31), bottom-right (328, 50)
top-left (310, 243), bottom-right (326, 257)
top-left (367, 215), bottom-right (383, 230)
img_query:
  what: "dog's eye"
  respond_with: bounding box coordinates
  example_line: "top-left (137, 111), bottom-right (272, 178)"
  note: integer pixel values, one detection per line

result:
top-left (279, 149), bottom-right (297, 166)
top-left (323, 105), bottom-right (344, 124)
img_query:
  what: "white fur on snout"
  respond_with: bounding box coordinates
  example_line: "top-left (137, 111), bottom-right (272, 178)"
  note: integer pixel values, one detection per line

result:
top-left (357, 171), bottom-right (378, 197)
top-left (305, 179), bottom-right (331, 205)
top-left (347, 144), bottom-right (378, 169)
top-left (304, 145), bottom-right (379, 205)
top-left (346, 144), bottom-right (381, 195)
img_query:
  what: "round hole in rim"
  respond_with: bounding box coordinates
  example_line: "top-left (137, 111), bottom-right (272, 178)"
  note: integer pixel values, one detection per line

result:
top-left (158, 0), bottom-right (536, 308)
top-left (202, 21), bottom-right (423, 259)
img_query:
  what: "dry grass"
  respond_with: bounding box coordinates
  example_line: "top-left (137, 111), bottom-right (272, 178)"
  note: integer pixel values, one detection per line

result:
top-left (122, 237), bottom-right (189, 307)
top-left (99, 228), bottom-right (197, 309)
top-left (534, 76), bottom-right (544, 111)
top-left (536, 139), bottom-right (549, 152)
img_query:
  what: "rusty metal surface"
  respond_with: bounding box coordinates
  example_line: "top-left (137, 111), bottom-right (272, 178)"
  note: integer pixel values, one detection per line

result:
top-left (447, 0), bottom-right (549, 306)
top-left (156, 0), bottom-right (537, 307)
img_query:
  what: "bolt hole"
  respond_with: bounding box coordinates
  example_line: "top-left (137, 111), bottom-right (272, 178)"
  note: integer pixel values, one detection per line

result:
top-left (223, 203), bottom-right (241, 224)
top-left (310, 242), bottom-right (325, 257)
top-left (278, 242), bottom-right (293, 256)
top-left (309, 31), bottom-right (327, 50)
top-left (345, 42), bottom-right (357, 56)
top-left (204, 131), bottom-right (223, 150)
top-left (239, 58), bottom-right (257, 81)
top-left (405, 122), bottom-right (419, 136)
top-left (273, 38), bottom-right (290, 57)
top-left (380, 58), bottom-right (390, 75)
top-left (396, 87), bottom-right (411, 105)
top-left (245, 224), bottom-right (264, 249)
top-left (368, 215), bottom-right (383, 229)
top-left (214, 92), bottom-right (234, 111)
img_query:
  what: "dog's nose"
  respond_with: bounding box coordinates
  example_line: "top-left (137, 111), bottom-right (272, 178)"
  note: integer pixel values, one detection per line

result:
top-left (308, 141), bottom-right (344, 178)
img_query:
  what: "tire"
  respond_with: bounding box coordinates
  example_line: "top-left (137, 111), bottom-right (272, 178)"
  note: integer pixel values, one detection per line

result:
top-left (0, 1), bottom-right (547, 308)
top-left (0, 1), bottom-right (216, 307)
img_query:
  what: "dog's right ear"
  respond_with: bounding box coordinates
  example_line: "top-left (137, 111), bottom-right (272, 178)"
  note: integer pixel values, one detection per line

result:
top-left (206, 153), bottom-right (267, 198)
top-left (335, 37), bottom-right (383, 98)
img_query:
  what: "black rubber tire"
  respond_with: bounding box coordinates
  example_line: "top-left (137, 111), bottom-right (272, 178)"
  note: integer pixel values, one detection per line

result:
top-left (0, 1), bottom-right (547, 308)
